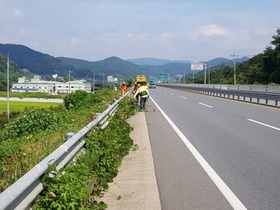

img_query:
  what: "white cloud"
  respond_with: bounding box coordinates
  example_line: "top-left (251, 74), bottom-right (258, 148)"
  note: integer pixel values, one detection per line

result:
top-left (125, 33), bottom-right (148, 41)
top-left (0, 7), bottom-right (24, 20)
top-left (69, 38), bottom-right (81, 46)
top-left (194, 24), bottom-right (227, 37)
top-left (10, 8), bottom-right (24, 20)
top-left (159, 33), bottom-right (173, 41)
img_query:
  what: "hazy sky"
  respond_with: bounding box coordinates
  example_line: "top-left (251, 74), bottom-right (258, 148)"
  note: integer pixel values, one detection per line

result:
top-left (0, 0), bottom-right (279, 62)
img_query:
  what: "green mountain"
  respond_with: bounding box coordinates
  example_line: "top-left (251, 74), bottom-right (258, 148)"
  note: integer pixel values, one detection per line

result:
top-left (126, 57), bottom-right (192, 66)
top-left (58, 56), bottom-right (197, 82)
top-left (57, 56), bottom-right (148, 81)
top-left (0, 53), bottom-right (32, 91)
top-left (0, 44), bottom-right (73, 78)
top-left (0, 43), bottom-right (248, 83)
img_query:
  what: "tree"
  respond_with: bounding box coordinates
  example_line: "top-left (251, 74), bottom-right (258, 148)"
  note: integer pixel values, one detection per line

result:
top-left (271, 28), bottom-right (280, 52)
top-left (260, 28), bottom-right (280, 83)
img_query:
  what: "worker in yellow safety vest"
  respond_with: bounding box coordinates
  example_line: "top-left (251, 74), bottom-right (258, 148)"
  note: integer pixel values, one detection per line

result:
top-left (134, 84), bottom-right (150, 110)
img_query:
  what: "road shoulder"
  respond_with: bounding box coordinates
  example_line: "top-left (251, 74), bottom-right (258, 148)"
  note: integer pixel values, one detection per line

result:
top-left (98, 112), bottom-right (161, 210)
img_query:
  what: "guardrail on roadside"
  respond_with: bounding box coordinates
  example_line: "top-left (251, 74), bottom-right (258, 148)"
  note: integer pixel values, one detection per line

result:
top-left (0, 90), bottom-right (132, 210)
top-left (158, 84), bottom-right (280, 107)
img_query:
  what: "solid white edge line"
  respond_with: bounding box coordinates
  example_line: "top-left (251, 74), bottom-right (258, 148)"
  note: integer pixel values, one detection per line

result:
top-left (198, 102), bottom-right (213, 108)
top-left (150, 97), bottom-right (247, 210)
top-left (247, 119), bottom-right (280, 131)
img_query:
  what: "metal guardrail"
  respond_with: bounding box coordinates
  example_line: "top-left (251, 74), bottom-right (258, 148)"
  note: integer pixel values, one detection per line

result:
top-left (158, 84), bottom-right (280, 107)
top-left (0, 90), bottom-right (132, 210)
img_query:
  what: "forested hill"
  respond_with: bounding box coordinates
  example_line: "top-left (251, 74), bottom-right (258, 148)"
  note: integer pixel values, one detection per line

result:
top-left (0, 44), bottom-right (191, 80)
top-left (56, 56), bottom-right (149, 81)
top-left (0, 53), bottom-right (32, 90)
top-left (0, 44), bottom-right (73, 78)
top-left (0, 43), bottom-right (247, 82)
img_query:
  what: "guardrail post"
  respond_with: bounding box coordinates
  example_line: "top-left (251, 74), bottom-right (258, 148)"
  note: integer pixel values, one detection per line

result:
top-left (65, 132), bottom-right (75, 141)
top-left (249, 85), bottom-right (252, 102)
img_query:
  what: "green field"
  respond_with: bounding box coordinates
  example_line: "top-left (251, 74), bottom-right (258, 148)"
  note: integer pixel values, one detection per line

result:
top-left (0, 101), bottom-right (62, 114)
top-left (0, 91), bottom-right (65, 99)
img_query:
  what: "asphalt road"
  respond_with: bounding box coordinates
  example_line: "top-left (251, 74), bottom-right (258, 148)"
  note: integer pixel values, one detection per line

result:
top-left (145, 86), bottom-right (280, 210)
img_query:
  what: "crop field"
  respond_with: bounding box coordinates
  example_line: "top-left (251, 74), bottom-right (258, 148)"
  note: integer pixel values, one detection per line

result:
top-left (0, 101), bottom-right (62, 114)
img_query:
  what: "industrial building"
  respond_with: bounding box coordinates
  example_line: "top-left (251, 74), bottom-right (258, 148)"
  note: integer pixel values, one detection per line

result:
top-left (11, 76), bottom-right (91, 94)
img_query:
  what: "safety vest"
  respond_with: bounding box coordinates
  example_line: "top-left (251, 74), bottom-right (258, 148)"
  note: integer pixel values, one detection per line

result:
top-left (138, 86), bottom-right (149, 98)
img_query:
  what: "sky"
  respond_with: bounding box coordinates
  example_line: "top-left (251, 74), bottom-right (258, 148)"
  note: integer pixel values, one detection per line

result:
top-left (0, 0), bottom-right (279, 62)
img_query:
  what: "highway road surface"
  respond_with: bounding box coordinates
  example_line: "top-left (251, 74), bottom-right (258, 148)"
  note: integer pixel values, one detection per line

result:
top-left (145, 86), bottom-right (280, 210)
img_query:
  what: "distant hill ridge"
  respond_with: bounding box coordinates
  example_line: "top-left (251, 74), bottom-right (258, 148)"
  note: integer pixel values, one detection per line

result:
top-left (126, 57), bottom-right (192, 66)
top-left (0, 43), bottom-right (249, 81)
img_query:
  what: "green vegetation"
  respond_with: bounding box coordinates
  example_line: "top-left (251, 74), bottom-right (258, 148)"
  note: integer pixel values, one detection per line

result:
top-left (33, 97), bottom-right (138, 209)
top-left (0, 101), bottom-right (63, 130)
top-left (64, 90), bottom-right (102, 110)
top-left (0, 89), bottom-right (121, 193)
top-left (0, 54), bottom-right (33, 91)
top-left (0, 101), bottom-right (62, 114)
top-left (0, 91), bottom-right (65, 99)
top-left (0, 89), bottom-right (139, 209)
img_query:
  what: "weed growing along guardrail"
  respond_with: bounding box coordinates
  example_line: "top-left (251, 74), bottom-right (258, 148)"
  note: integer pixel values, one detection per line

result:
top-left (32, 97), bottom-right (139, 209)
top-left (0, 90), bottom-right (121, 193)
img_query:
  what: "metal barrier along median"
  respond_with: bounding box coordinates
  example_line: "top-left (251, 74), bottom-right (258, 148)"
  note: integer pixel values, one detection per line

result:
top-left (158, 84), bottom-right (280, 108)
top-left (0, 91), bottom-right (131, 210)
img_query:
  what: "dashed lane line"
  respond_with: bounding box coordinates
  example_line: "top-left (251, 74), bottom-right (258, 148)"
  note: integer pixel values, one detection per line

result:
top-left (198, 102), bottom-right (213, 108)
top-left (247, 119), bottom-right (280, 131)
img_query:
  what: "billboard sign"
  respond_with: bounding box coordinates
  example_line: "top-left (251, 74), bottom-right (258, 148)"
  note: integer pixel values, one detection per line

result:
top-left (191, 63), bottom-right (204, 71)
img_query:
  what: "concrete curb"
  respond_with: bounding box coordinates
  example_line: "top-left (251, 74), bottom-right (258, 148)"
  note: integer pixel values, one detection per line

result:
top-left (99, 112), bottom-right (161, 209)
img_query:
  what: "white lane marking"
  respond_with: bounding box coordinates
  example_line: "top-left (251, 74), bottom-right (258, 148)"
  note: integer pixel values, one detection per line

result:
top-left (180, 96), bottom-right (187, 99)
top-left (199, 102), bottom-right (213, 108)
top-left (247, 119), bottom-right (280, 131)
top-left (150, 97), bottom-right (247, 210)
top-left (170, 93), bottom-right (174, 95)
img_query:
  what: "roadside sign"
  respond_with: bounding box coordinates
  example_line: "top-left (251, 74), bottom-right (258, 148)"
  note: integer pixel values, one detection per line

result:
top-left (191, 63), bottom-right (204, 70)
top-left (160, 74), bottom-right (169, 79)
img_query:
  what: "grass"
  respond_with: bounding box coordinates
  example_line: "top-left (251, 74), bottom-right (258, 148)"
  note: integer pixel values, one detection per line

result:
top-left (0, 90), bottom-right (122, 192)
top-left (0, 91), bottom-right (65, 99)
top-left (0, 101), bottom-right (62, 114)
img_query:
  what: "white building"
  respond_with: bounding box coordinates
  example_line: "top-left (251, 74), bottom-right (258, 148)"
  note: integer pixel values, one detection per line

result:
top-left (107, 75), bottom-right (118, 83)
top-left (55, 80), bottom-right (91, 94)
top-left (12, 76), bottom-right (91, 93)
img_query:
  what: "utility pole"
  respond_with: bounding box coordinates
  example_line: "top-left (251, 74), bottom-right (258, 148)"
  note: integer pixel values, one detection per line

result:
top-left (7, 54), bottom-right (10, 121)
top-left (68, 70), bottom-right (71, 93)
top-left (204, 62), bottom-right (207, 85)
top-left (230, 50), bottom-right (239, 85)
top-left (92, 71), bottom-right (95, 92)
top-left (208, 61), bottom-right (211, 85)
